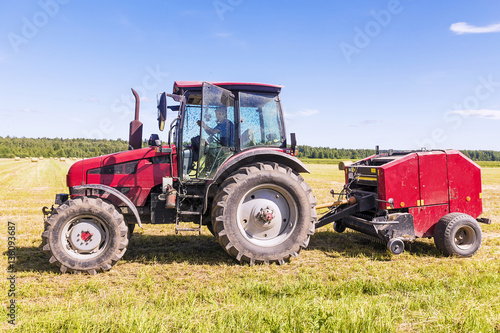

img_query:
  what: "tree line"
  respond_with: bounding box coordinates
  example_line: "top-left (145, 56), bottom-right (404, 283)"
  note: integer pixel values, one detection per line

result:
top-left (0, 136), bottom-right (499, 161)
top-left (296, 145), bottom-right (500, 161)
top-left (0, 137), bottom-right (129, 158)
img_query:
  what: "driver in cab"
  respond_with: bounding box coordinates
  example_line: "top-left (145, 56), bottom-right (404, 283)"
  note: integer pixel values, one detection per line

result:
top-left (197, 106), bottom-right (234, 146)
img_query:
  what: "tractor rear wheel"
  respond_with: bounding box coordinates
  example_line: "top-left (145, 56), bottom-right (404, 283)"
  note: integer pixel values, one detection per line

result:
top-left (42, 196), bottom-right (129, 274)
top-left (434, 213), bottom-right (482, 257)
top-left (212, 163), bottom-right (316, 264)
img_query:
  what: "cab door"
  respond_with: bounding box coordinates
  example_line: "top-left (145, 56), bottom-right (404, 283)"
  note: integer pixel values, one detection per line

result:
top-left (197, 82), bottom-right (236, 179)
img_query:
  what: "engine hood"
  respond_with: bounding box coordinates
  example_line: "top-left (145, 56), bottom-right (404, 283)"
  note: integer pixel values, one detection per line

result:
top-left (66, 146), bottom-right (175, 188)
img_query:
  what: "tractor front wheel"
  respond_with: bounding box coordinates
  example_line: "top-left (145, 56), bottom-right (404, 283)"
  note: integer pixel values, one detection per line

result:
top-left (212, 163), bottom-right (316, 264)
top-left (42, 196), bottom-right (129, 274)
top-left (434, 213), bottom-right (482, 257)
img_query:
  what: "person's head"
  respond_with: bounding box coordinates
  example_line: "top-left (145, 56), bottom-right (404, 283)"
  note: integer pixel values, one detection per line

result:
top-left (215, 106), bottom-right (227, 123)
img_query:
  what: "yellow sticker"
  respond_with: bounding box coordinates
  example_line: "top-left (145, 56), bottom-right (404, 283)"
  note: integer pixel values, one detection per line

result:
top-left (371, 168), bottom-right (376, 174)
top-left (358, 176), bottom-right (376, 181)
top-left (479, 193), bottom-right (482, 199)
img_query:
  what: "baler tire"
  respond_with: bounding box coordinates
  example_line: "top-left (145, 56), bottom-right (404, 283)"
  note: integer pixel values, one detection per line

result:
top-left (334, 221), bottom-right (346, 233)
top-left (387, 238), bottom-right (404, 255)
top-left (434, 213), bottom-right (482, 257)
top-left (41, 196), bottom-right (129, 274)
top-left (211, 162), bottom-right (317, 265)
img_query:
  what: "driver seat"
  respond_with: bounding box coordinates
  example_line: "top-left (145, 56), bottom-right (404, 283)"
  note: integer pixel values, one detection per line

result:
top-left (241, 129), bottom-right (255, 148)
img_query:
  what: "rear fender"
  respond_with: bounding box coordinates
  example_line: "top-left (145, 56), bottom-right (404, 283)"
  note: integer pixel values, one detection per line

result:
top-left (202, 150), bottom-right (310, 213)
top-left (213, 149), bottom-right (309, 184)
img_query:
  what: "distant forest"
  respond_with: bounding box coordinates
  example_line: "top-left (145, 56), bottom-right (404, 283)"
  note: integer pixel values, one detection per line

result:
top-left (295, 146), bottom-right (500, 162)
top-left (0, 136), bottom-right (499, 161)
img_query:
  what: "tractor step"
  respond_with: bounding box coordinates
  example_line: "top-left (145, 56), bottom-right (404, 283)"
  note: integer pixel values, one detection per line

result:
top-left (175, 227), bottom-right (201, 232)
top-left (178, 211), bottom-right (201, 215)
top-left (178, 194), bottom-right (204, 199)
top-left (175, 187), bottom-right (204, 235)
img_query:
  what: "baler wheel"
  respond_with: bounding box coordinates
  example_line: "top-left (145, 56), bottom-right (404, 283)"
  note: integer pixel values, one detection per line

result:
top-left (211, 162), bottom-right (316, 264)
top-left (42, 196), bottom-right (129, 274)
top-left (387, 238), bottom-right (404, 255)
top-left (434, 213), bottom-right (482, 257)
top-left (333, 221), bottom-right (346, 233)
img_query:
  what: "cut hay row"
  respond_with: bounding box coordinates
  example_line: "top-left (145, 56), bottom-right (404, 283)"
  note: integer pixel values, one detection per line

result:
top-left (15, 157), bottom-right (80, 161)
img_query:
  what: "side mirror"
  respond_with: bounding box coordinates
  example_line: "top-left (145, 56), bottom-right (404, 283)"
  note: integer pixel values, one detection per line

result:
top-left (157, 93), bottom-right (167, 131)
top-left (290, 133), bottom-right (297, 156)
top-left (148, 134), bottom-right (161, 147)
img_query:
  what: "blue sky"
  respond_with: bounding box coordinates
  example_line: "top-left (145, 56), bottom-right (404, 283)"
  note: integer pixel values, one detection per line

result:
top-left (1, 0), bottom-right (500, 150)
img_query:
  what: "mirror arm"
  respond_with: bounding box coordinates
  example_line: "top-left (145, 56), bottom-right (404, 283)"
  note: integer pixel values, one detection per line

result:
top-left (167, 93), bottom-right (185, 103)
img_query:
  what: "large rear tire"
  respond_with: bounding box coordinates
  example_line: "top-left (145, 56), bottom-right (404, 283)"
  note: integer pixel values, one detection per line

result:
top-left (42, 196), bottom-right (129, 274)
top-left (434, 213), bottom-right (482, 257)
top-left (211, 163), bottom-right (317, 264)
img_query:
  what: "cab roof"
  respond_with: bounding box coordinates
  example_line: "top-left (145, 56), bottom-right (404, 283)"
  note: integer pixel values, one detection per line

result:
top-left (173, 81), bottom-right (283, 95)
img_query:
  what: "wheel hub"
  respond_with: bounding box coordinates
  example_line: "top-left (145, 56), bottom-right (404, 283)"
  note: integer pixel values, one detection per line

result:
top-left (258, 207), bottom-right (275, 223)
top-left (249, 200), bottom-right (281, 233)
top-left (454, 226), bottom-right (475, 250)
top-left (237, 185), bottom-right (297, 246)
top-left (68, 219), bottom-right (104, 253)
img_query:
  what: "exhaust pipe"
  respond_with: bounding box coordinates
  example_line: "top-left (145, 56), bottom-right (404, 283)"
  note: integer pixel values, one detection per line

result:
top-left (129, 88), bottom-right (143, 150)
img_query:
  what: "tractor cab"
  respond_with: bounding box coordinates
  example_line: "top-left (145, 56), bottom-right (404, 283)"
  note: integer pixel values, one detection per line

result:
top-left (158, 82), bottom-right (287, 182)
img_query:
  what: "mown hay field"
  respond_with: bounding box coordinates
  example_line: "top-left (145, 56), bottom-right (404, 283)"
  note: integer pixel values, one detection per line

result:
top-left (1, 158), bottom-right (499, 332)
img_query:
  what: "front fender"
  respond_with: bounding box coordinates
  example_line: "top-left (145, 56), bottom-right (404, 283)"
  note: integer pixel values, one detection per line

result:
top-left (73, 184), bottom-right (142, 228)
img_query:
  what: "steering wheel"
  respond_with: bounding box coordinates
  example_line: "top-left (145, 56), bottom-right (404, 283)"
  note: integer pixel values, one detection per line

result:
top-left (208, 134), bottom-right (222, 146)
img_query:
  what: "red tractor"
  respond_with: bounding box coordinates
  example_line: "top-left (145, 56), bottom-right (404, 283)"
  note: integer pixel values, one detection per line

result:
top-left (42, 81), bottom-right (490, 274)
top-left (42, 82), bottom-right (317, 274)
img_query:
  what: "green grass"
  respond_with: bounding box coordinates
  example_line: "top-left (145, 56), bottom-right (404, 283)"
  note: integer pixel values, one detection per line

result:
top-left (1, 158), bottom-right (499, 332)
top-left (299, 158), bottom-right (352, 165)
top-left (477, 161), bottom-right (500, 168)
